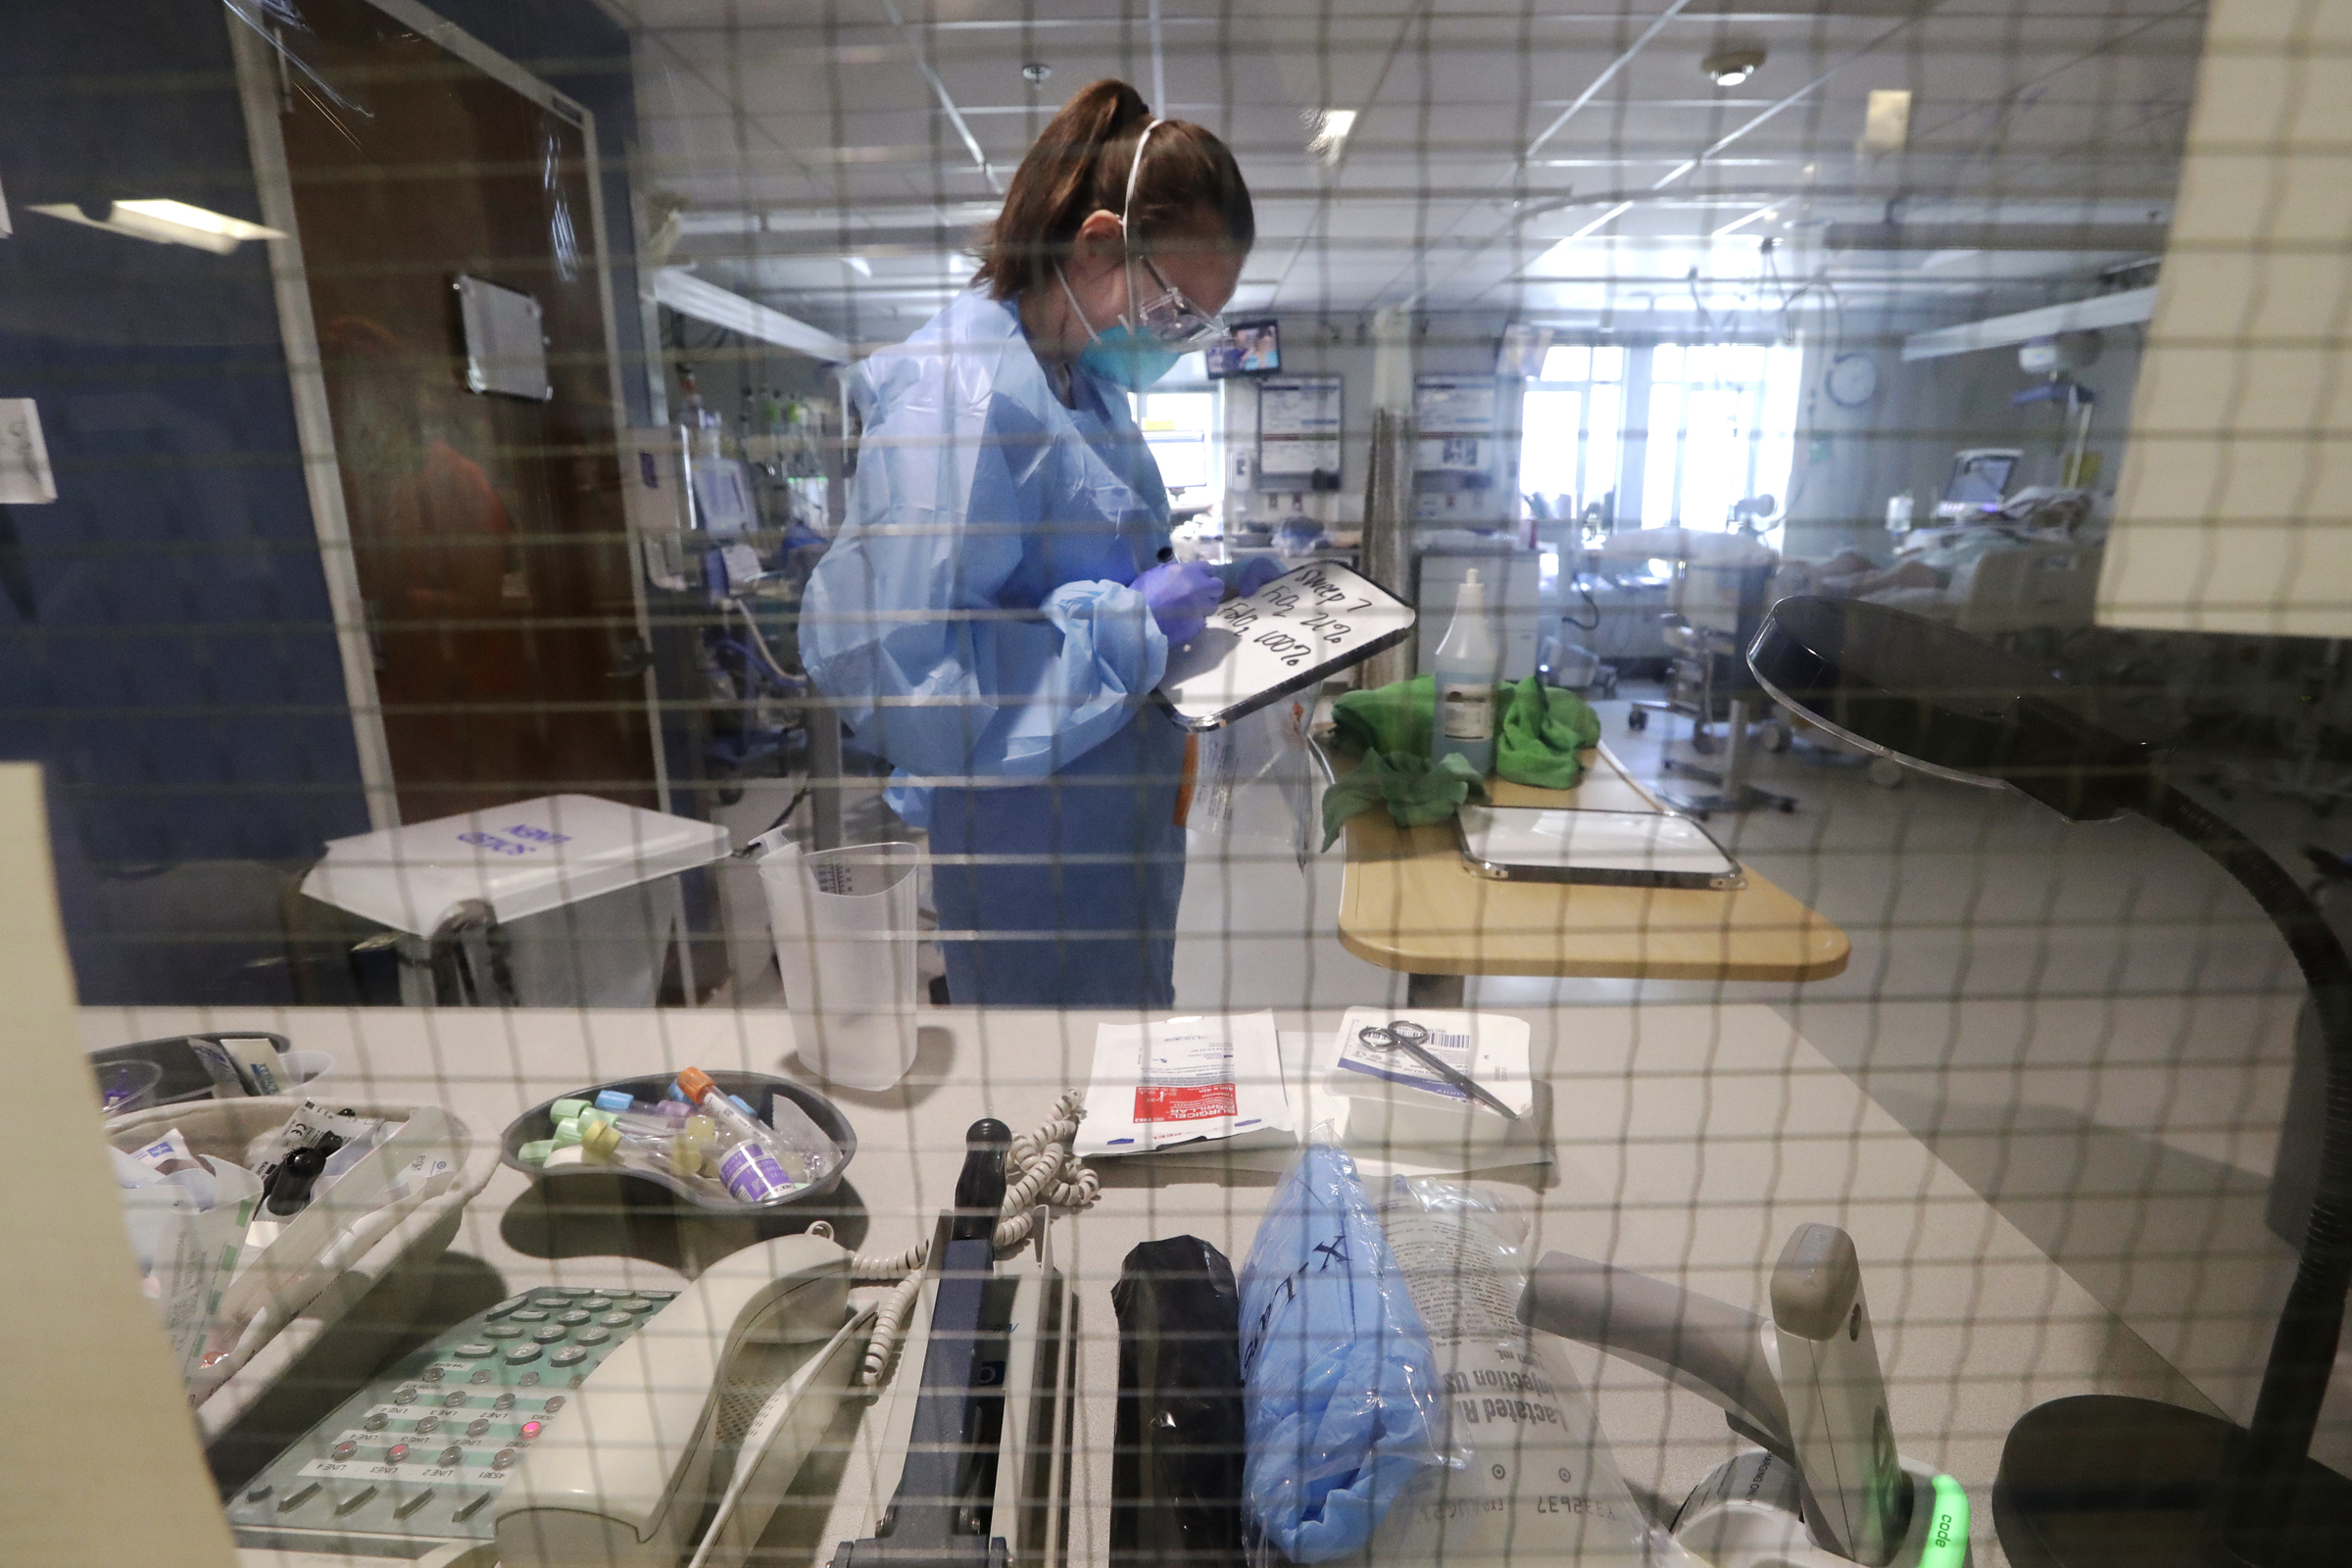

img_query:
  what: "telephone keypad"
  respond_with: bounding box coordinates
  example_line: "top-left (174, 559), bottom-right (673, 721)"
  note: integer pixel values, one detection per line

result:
top-left (225, 1285), bottom-right (674, 1551)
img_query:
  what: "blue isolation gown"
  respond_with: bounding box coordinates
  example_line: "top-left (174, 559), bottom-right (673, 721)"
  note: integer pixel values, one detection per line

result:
top-left (803, 289), bottom-right (1187, 1006)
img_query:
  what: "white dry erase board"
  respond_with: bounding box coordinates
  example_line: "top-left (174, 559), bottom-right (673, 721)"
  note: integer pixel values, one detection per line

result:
top-left (1454, 804), bottom-right (1744, 890)
top-left (1255, 374), bottom-right (1344, 486)
top-left (1155, 561), bottom-right (1414, 730)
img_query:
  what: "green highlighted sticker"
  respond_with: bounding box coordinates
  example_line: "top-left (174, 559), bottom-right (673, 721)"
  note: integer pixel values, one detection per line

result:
top-left (1918, 1474), bottom-right (1971, 1568)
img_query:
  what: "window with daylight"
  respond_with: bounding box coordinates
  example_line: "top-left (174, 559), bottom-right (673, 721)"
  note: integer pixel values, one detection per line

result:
top-left (1135, 355), bottom-right (1217, 499)
top-left (1516, 342), bottom-right (1625, 522)
top-left (1639, 340), bottom-right (1802, 537)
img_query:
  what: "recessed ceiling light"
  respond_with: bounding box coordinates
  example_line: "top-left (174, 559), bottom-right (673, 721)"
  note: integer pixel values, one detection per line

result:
top-left (29, 199), bottom-right (283, 255)
top-left (1304, 108), bottom-right (1357, 166)
top-left (1021, 62), bottom-right (1052, 86)
top-left (1701, 49), bottom-right (1766, 87)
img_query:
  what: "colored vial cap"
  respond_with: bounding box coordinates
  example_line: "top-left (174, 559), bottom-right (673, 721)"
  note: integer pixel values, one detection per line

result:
top-left (652, 1100), bottom-right (690, 1124)
top-left (593, 1089), bottom-right (635, 1113)
top-left (580, 1121), bottom-right (620, 1161)
top-left (550, 1099), bottom-right (590, 1122)
top-left (664, 1081), bottom-right (690, 1102)
top-left (518, 1140), bottom-right (556, 1164)
top-left (553, 1117), bottom-right (582, 1147)
top-left (675, 1067), bottom-right (717, 1102)
top-left (580, 1107), bottom-right (617, 1132)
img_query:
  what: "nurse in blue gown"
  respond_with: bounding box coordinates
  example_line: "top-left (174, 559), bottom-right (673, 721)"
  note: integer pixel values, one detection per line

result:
top-left (803, 79), bottom-right (1264, 1006)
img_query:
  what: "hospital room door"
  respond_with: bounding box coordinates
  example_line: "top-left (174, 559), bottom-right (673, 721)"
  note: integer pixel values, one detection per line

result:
top-left (268, 0), bottom-right (651, 822)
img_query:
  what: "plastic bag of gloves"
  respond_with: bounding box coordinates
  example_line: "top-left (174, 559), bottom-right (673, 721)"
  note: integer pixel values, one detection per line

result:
top-left (1358, 1176), bottom-right (1664, 1568)
top-left (1239, 1140), bottom-right (1442, 1564)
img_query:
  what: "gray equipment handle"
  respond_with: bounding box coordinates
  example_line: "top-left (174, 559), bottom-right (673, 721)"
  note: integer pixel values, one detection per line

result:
top-left (1518, 1250), bottom-right (1791, 1452)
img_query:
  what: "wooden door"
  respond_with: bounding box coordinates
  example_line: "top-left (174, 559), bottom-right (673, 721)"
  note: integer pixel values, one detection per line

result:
top-left (274, 0), bottom-right (649, 821)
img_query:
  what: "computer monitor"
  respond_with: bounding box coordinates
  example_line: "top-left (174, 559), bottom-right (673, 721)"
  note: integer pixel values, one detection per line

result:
top-left (1935, 448), bottom-right (2021, 520)
top-left (1206, 318), bottom-right (1280, 377)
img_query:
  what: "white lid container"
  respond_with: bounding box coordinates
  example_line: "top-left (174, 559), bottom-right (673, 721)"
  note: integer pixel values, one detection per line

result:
top-left (300, 794), bottom-right (730, 938)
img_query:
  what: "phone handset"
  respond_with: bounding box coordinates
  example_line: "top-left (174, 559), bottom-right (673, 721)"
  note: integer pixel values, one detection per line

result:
top-left (1772, 1223), bottom-right (1912, 1566)
top-left (494, 1232), bottom-right (854, 1568)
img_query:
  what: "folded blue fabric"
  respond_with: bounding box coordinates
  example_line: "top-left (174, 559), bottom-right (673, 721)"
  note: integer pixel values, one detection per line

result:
top-left (1239, 1143), bottom-right (1442, 1562)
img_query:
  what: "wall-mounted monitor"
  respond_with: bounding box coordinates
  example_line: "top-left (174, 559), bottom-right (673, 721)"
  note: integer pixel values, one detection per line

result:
top-left (1206, 318), bottom-right (1281, 378)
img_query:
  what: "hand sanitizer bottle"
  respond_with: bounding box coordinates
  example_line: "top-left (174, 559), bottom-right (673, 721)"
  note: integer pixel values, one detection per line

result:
top-left (1431, 567), bottom-right (1500, 775)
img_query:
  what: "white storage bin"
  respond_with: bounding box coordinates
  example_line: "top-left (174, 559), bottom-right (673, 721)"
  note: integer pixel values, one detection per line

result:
top-left (104, 1096), bottom-right (495, 1446)
top-left (300, 794), bottom-right (729, 1006)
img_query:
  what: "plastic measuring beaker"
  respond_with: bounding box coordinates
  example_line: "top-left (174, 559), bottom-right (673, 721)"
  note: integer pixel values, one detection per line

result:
top-left (759, 840), bottom-right (920, 1090)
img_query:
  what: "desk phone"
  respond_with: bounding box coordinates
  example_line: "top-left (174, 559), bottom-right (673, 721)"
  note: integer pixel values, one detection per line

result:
top-left (226, 1284), bottom-right (675, 1554)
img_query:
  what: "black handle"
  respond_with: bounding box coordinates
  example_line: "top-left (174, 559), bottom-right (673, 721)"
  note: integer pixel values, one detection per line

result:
top-left (951, 1118), bottom-right (1010, 1241)
top-left (267, 1145), bottom-right (328, 1218)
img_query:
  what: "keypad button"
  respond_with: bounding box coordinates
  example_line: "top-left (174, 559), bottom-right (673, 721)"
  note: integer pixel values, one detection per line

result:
top-left (504, 1344), bottom-right (543, 1366)
top-left (645, 1290), bottom-right (676, 1300)
top-left (466, 1418), bottom-right (492, 1439)
top-left (393, 1385), bottom-right (419, 1404)
top-left (469, 1369), bottom-right (493, 1384)
top-left (332, 1483), bottom-right (378, 1517)
top-left (438, 1445), bottom-right (465, 1467)
top-left (393, 1487), bottom-right (435, 1520)
top-left (454, 1343), bottom-right (495, 1359)
top-left (484, 1325), bottom-right (523, 1341)
top-left (385, 1444), bottom-right (411, 1463)
top-left (421, 1368), bottom-right (444, 1384)
top-left (486, 1296), bottom-right (529, 1318)
top-left (492, 1393), bottom-right (516, 1411)
top-left (363, 1412), bottom-right (387, 1431)
top-left (414, 1415), bottom-right (439, 1436)
top-left (512, 1309), bottom-right (550, 1323)
top-left (330, 1440), bottom-right (358, 1461)
top-left (278, 1481), bottom-right (320, 1512)
top-left (574, 1327), bottom-right (611, 1347)
top-left (550, 1347), bottom-right (588, 1368)
top-left (452, 1494), bottom-right (491, 1522)
top-left (245, 1484), bottom-right (272, 1503)
top-left (531, 1325), bottom-right (568, 1344)
top-left (542, 1395), bottom-right (566, 1413)
top-left (579, 1296), bottom-right (614, 1312)
top-left (493, 1448), bottom-right (519, 1469)
top-left (442, 1392), bottom-right (467, 1409)
top-left (518, 1371), bottom-right (542, 1387)
top-left (618, 1298), bottom-right (656, 1313)
top-left (557, 1309), bottom-right (591, 1326)
top-left (518, 1420), bottom-right (545, 1442)
top-left (598, 1312), bottom-right (632, 1327)
top-left (569, 1372), bottom-right (587, 1388)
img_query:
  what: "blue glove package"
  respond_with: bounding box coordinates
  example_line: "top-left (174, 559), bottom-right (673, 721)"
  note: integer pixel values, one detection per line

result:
top-left (1239, 1142), bottom-right (1443, 1564)
top-left (1133, 560), bottom-right (1226, 645)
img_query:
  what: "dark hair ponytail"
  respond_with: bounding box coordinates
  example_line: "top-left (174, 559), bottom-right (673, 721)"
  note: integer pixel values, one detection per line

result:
top-left (973, 78), bottom-right (1254, 301)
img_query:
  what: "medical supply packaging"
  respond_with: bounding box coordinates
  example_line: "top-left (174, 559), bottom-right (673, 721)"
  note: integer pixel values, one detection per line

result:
top-left (1360, 1177), bottom-right (1652, 1568)
top-left (105, 1096), bottom-right (494, 1446)
top-left (1238, 1141), bottom-right (1442, 1564)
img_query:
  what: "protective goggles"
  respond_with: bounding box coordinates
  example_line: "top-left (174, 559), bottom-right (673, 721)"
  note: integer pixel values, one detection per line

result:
top-left (1120, 119), bottom-right (1233, 354)
top-left (1129, 257), bottom-right (1231, 352)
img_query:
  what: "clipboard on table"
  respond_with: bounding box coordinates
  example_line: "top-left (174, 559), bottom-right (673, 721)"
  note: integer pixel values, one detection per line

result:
top-left (1153, 561), bottom-right (1414, 732)
top-left (1453, 804), bottom-right (1746, 890)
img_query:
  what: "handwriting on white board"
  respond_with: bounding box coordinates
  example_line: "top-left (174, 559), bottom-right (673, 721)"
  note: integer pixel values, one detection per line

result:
top-left (1207, 564), bottom-right (1377, 668)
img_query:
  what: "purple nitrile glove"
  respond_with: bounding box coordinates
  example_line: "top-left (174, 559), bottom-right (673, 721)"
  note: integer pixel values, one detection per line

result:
top-left (1131, 560), bottom-right (1225, 645)
top-left (1231, 555), bottom-right (1285, 597)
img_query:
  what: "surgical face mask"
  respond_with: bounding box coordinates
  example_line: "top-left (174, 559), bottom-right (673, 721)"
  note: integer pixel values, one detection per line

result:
top-left (1056, 120), bottom-right (1231, 392)
top-left (1060, 266), bottom-right (1185, 391)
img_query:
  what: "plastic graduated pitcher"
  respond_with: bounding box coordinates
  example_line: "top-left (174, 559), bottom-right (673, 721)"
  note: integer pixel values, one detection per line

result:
top-left (759, 840), bottom-right (920, 1091)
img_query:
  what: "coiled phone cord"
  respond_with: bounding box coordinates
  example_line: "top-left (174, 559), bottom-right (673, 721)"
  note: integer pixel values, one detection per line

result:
top-left (851, 1090), bottom-right (1099, 1384)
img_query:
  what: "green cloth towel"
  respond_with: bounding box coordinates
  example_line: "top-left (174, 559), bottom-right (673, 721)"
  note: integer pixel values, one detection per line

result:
top-left (1320, 752), bottom-right (1489, 851)
top-left (1322, 674), bottom-right (1603, 847)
